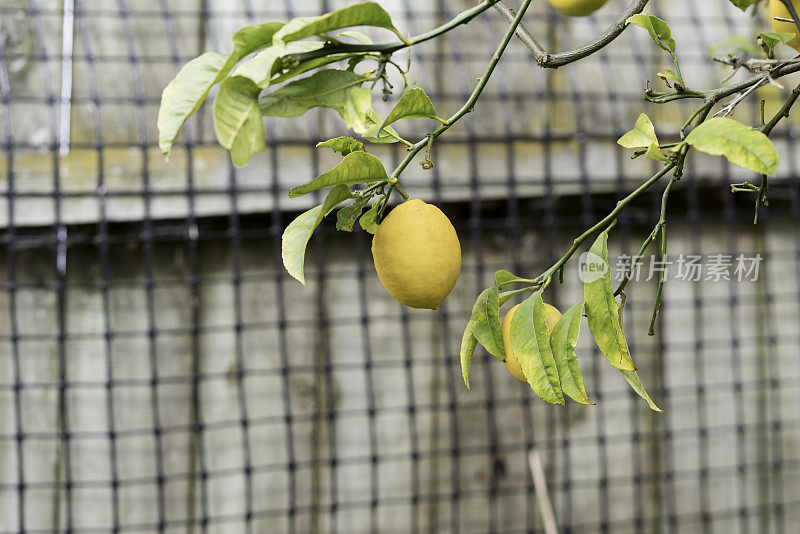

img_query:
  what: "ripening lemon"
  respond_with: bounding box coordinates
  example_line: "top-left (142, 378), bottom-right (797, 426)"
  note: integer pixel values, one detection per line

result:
top-left (770, 0), bottom-right (800, 52)
top-left (371, 198), bottom-right (461, 310)
top-left (548, 0), bottom-right (609, 16)
top-left (501, 302), bottom-right (562, 381)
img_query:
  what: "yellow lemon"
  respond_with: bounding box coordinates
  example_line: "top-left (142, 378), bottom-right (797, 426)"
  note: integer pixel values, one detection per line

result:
top-left (548, 0), bottom-right (609, 16)
top-left (371, 198), bottom-right (461, 310)
top-left (501, 302), bottom-right (562, 382)
top-left (770, 0), bottom-right (800, 52)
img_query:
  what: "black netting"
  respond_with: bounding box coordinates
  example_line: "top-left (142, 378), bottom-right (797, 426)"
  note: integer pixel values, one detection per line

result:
top-left (1, 0), bottom-right (800, 532)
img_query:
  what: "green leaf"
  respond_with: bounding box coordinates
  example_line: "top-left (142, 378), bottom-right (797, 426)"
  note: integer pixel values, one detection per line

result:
top-left (626, 14), bottom-right (675, 53)
top-left (618, 113), bottom-right (659, 149)
top-left (621, 370), bottom-right (664, 412)
top-left (460, 322), bottom-right (478, 389)
top-left (233, 41), bottom-right (323, 88)
top-left (272, 2), bottom-right (404, 46)
top-left (728, 0), bottom-right (759, 11)
top-left (549, 302), bottom-right (593, 405)
top-left (617, 113), bottom-right (667, 161)
top-left (282, 185), bottom-right (355, 284)
top-left (337, 30), bottom-right (373, 44)
top-left (157, 22), bottom-right (284, 156)
top-left (158, 53), bottom-right (229, 156)
top-left (758, 32), bottom-right (796, 57)
top-left (382, 88), bottom-right (438, 129)
top-left (259, 69), bottom-right (372, 134)
top-left (270, 54), bottom-right (357, 86)
top-left (231, 22), bottom-right (288, 55)
top-left (658, 67), bottom-right (683, 89)
top-left (289, 151), bottom-right (387, 198)
top-left (499, 286), bottom-right (537, 306)
top-left (316, 136), bottom-right (365, 156)
top-left (283, 206), bottom-right (324, 285)
top-left (213, 76), bottom-right (266, 167)
top-left (583, 231), bottom-right (637, 371)
top-left (359, 201), bottom-right (381, 234)
top-left (616, 299), bottom-right (664, 412)
top-left (662, 67), bottom-right (680, 81)
top-left (495, 269), bottom-right (536, 290)
top-left (363, 108), bottom-right (405, 144)
top-left (685, 117), bottom-right (779, 176)
top-left (470, 286), bottom-right (505, 361)
top-left (510, 291), bottom-right (564, 405)
top-left (336, 195), bottom-right (371, 231)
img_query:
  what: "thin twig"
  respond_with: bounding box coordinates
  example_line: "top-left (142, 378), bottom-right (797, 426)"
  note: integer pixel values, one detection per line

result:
top-left (288, 0), bottom-right (502, 63)
top-left (645, 62), bottom-right (800, 104)
top-left (647, 176), bottom-right (677, 336)
top-left (385, 0), bottom-right (535, 182)
top-left (714, 78), bottom-right (766, 117)
top-left (494, 0), bottom-right (650, 68)
top-left (761, 81), bottom-right (800, 135)
top-left (535, 163), bottom-right (677, 284)
top-left (492, 1), bottom-right (547, 59)
top-left (713, 55), bottom-right (800, 73)
top-left (614, 221), bottom-right (660, 297)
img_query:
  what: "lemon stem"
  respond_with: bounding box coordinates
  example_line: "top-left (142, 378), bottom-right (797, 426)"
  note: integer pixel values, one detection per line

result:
top-left (394, 183), bottom-right (410, 201)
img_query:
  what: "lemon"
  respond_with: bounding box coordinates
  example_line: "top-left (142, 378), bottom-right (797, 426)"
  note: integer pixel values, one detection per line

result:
top-left (548, 0), bottom-right (609, 16)
top-left (770, 0), bottom-right (800, 52)
top-left (371, 198), bottom-right (461, 310)
top-left (501, 302), bottom-right (562, 381)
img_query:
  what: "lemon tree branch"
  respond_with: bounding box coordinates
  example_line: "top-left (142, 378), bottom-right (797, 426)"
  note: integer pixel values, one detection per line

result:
top-left (382, 0), bottom-right (535, 186)
top-left (534, 163), bottom-right (677, 286)
top-left (493, 0), bottom-right (651, 68)
top-left (382, 0), bottom-right (652, 195)
top-left (287, 0), bottom-right (502, 63)
top-left (762, 81), bottom-right (800, 136)
top-left (607, 78), bottom-right (800, 332)
top-left (645, 62), bottom-right (800, 105)
top-left (646, 175), bottom-right (677, 335)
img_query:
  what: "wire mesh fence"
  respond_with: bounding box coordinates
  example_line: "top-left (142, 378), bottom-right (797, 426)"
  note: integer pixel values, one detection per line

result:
top-left (1, 0), bottom-right (800, 532)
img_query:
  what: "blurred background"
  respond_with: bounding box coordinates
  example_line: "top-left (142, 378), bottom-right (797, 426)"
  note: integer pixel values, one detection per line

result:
top-left (1, 0), bottom-right (800, 532)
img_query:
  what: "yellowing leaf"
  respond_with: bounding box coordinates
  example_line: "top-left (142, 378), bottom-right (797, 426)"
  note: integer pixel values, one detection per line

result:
top-left (470, 286), bottom-right (505, 360)
top-left (510, 291), bottom-right (564, 405)
top-left (617, 113), bottom-right (667, 161)
top-left (622, 370), bottom-right (665, 413)
top-left (549, 302), bottom-right (593, 405)
top-left (583, 231), bottom-right (636, 371)
top-left (685, 117), bottom-right (779, 176)
top-left (616, 299), bottom-right (664, 413)
top-left (460, 322), bottom-right (479, 389)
